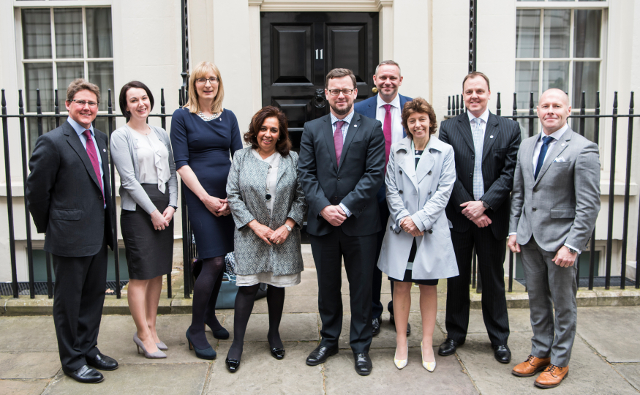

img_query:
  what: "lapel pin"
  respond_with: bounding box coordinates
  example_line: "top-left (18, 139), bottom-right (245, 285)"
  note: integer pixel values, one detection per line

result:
top-left (103, 148), bottom-right (106, 152)
top-left (354, 124), bottom-right (358, 127)
top-left (489, 135), bottom-right (494, 138)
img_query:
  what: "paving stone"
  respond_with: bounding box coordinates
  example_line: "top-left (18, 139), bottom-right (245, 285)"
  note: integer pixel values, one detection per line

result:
top-left (42, 363), bottom-right (210, 395)
top-left (323, 347), bottom-right (478, 394)
top-left (204, 341), bottom-right (324, 394)
top-left (456, 332), bottom-right (639, 395)
top-left (614, 364), bottom-right (640, 392)
top-left (0, 316), bottom-right (58, 352)
top-left (218, 313), bottom-right (319, 343)
top-left (577, 306), bottom-right (640, 363)
top-left (0, 352), bottom-right (60, 379)
top-left (436, 306), bottom-right (533, 338)
top-left (0, 379), bottom-right (50, 395)
top-left (95, 314), bottom-right (220, 364)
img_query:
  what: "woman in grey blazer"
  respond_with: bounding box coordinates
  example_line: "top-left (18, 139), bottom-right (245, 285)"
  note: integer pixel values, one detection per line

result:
top-left (377, 98), bottom-right (458, 372)
top-left (225, 106), bottom-right (306, 372)
top-left (110, 81), bottom-right (178, 359)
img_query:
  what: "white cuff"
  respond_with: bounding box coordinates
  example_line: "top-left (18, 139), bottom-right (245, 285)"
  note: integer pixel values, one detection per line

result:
top-left (339, 203), bottom-right (352, 217)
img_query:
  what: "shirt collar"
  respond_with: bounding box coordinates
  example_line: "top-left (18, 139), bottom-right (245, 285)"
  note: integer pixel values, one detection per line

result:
top-left (376, 93), bottom-right (400, 110)
top-left (467, 108), bottom-right (490, 124)
top-left (330, 110), bottom-right (355, 126)
top-left (539, 123), bottom-right (568, 142)
top-left (411, 136), bottom-right (440, 153)
top-left (67, 116), bottom-right (94, 137)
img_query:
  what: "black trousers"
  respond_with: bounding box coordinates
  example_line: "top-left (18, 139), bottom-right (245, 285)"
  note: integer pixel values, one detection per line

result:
top-left (310, 227), bottom-right (377, 353)
top-left (52, 240), bottom-right (108, 372)
top-left (445, 225), bottom-right (510, 346)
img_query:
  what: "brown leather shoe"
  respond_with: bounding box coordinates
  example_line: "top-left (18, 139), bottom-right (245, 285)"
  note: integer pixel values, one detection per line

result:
top-left (534, 364), bottom-right (569, 389)
top-left (512, 355), bottom-right (551, 377)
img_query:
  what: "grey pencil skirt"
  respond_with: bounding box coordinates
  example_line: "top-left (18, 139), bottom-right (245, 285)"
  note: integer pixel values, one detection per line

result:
top-left (120, 183), bottom-right (173, 280)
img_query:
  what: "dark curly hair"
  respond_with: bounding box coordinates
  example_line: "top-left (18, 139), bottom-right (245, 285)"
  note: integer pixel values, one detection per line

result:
top-left (244, 106), bottom-right (291, 156)
top-left (401, 97), bottom-right (438, 138)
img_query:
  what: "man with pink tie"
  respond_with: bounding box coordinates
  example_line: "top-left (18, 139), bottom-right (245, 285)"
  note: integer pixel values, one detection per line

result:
top-left (354, 60), bottom-right (413, 336)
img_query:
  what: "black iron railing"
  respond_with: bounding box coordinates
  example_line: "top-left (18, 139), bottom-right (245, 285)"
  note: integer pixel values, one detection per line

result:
top-left (447, 91), bottom-right (640, 291)
top-left (1, 87), bottom-right (197, 299)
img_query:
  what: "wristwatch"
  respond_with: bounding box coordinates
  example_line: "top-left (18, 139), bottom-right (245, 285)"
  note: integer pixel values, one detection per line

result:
top-left (285, 224), bottom-right (292, 232)
top-left (170, 205), bottom-right (178, 211)
top-left (481, 200), bottom-right (490, 210)
top-left (567, 247), bottom-right (578, 254)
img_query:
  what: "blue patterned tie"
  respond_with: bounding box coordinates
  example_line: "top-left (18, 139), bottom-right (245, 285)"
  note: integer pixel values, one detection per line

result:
top-left (534, 136), bottom-right (554, 180)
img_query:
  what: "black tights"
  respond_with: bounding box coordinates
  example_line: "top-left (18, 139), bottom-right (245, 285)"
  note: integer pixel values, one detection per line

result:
top-left (227, 284), bottom-right (285, 361)
top-left (189, 256), bottom-right (225, 349)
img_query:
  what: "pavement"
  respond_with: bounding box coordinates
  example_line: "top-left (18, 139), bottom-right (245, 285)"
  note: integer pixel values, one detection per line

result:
top-left (1, 247), bottom-right (639, 395)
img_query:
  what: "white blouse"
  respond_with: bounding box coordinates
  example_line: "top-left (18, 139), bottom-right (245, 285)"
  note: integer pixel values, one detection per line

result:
top-left (131, 126), bottom-right (171, 193)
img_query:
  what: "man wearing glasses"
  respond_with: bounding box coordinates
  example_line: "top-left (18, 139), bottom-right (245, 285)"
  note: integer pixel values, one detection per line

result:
top-left (27, 79), bottom-right (117, 384)
top-left (298, 68), bottom-right (385, 376)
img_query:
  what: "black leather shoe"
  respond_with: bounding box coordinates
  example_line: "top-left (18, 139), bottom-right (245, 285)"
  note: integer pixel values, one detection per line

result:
top-left (86, 352), bottom-right (118, 371)
top-left (65, 365), bottom-right (104, 383)
top-left (438, 338), bottom-right (462, 356)
top-left (270, 347), bottom-right (285, 360)
top-left (306, 344), bottom-right (339, 366)
top-left (372, 317), bottom-right (381, 336)
top-left (225, 357), bottom-right (240, 373)
top-left (353, 352), bottom-right (372, 376)
top-left (390, 313), bottom-right (411, 336)
top-left (493, 344), bottom-right (511, 364)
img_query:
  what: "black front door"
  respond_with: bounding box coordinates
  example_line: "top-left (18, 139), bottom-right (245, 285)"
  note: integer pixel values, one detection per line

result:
top-left (261, 12), bottom-right (379, 150)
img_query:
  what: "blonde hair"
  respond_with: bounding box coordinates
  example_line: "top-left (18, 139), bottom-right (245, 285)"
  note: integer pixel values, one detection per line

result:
top-left (184, 61), bottom-right (225, 114)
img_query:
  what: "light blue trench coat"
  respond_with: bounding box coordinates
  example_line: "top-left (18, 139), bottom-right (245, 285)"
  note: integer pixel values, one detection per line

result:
top-left (377, 136), bottom-right (460, 281)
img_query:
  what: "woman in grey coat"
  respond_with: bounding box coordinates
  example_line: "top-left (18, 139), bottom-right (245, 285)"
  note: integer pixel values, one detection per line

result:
top-left (110, 81), bottom-right (178, 359)
top-left (225, 106), bottom-right (306, 372)
top-left (377, 98), bottom-right (458, 372)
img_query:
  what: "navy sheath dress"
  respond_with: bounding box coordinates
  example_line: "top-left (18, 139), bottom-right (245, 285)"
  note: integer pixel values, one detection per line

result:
top-left (170, 107), bottom-right (243, 259)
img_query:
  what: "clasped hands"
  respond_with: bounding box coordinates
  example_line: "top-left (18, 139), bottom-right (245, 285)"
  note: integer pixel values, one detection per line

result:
top-left (249, 220), bottom-right (290, 246)
top-left (507, 235), bottom-right (577, 267)
top-left (320, 205), bottom-right (347, 226)
top-left (461, 200), bottom-right (491, 228)
top-left (202, 195), bottom-right (230, 217)
top-left (399, 216), bottom-right (423, 237)
top-left (150, 206), bottom-right (175, 231)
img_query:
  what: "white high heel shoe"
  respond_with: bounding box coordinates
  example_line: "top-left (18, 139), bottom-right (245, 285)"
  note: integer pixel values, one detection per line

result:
top-left (394, 340), bottom-right (408, 369)
top-left (421, 341), bottom-right (436, 372)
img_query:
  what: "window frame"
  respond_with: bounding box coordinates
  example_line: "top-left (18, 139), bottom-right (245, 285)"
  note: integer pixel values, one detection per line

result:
top-left (14, 2), bottom-right (114, 151)
top-left (515, 1), bottom-right (608, 142)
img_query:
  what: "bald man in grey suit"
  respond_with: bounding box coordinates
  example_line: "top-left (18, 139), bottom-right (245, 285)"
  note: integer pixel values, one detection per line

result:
top-left (508, 89), bottom-right (600, 389)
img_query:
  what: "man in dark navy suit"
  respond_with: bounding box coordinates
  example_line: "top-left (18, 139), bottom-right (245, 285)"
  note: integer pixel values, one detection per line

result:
top-left (354, 60), bottom-right (412, 336)
top-left (27, 79), bottom-right (117, 384)
top-left (438, 72), bottom-right (521, 364)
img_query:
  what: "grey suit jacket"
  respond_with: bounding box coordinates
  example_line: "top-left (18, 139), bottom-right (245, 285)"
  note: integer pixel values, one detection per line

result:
top-left (110, 124), bottom-right (178, 213)
top-left (509, 128), bottom-right (600, 252)
top-left (26, 120), bottom-right (114, 257)
top-left (226, 148), bottom-right (307, 276)
top-left (298, 111), bottom-right (386, 236)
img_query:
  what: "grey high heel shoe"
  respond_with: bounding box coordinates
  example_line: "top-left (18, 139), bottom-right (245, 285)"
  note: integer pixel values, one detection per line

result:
top-left (134, 333), bottom-right (167, 359)
top-left (156, 341), bottom-right (168, 351)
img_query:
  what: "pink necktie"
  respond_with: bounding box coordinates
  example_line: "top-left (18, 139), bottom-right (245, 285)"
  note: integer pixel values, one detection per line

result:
top-left (83, 130), bottom-right (104, 204)
top-left (334, 120), bottom-right (345, 166)
top-left (383, 104), bottom-right (392, 166)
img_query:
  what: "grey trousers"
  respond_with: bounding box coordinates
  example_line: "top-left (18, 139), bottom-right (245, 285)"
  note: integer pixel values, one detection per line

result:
top-left (521, 237), bottom-right (578, 367)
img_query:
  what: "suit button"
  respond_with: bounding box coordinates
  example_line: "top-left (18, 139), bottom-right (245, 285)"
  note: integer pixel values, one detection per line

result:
top-left (399, 170), bottom-right (403, 175)
top-left (428, 191), bottom-right (432, 195)
top-left (427, 171), bottom-right (432, 175)
top-left (471, 154), bottom-right (475, 159)
top-left (337, 177), bottom-right (341, 181)
top-left (427, 229), bottom-right (433, 234)
top-left (399, 190), bottom-right (403, 194)
top-left (390, 226), bottom-right (393, 231)
top-left (532, 207), bottom-right (537, 211)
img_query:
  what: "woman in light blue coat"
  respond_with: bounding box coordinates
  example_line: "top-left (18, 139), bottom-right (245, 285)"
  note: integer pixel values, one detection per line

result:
top-left (378, 98), bottom-right (459, 372)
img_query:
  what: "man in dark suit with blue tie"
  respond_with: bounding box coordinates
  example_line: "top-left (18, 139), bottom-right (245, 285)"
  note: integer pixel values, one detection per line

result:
top-left (354, 60), bottom-right (412, 336)
top-left (299, 68), bottom-right (385, 376)
top-left (26, 79), bottom-right (117, 384)
top-left (438, 72), bottom-right (521, 364)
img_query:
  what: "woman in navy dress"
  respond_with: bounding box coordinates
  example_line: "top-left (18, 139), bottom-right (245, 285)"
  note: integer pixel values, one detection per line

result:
top-left (171, 61), bottom-right (242, 359)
